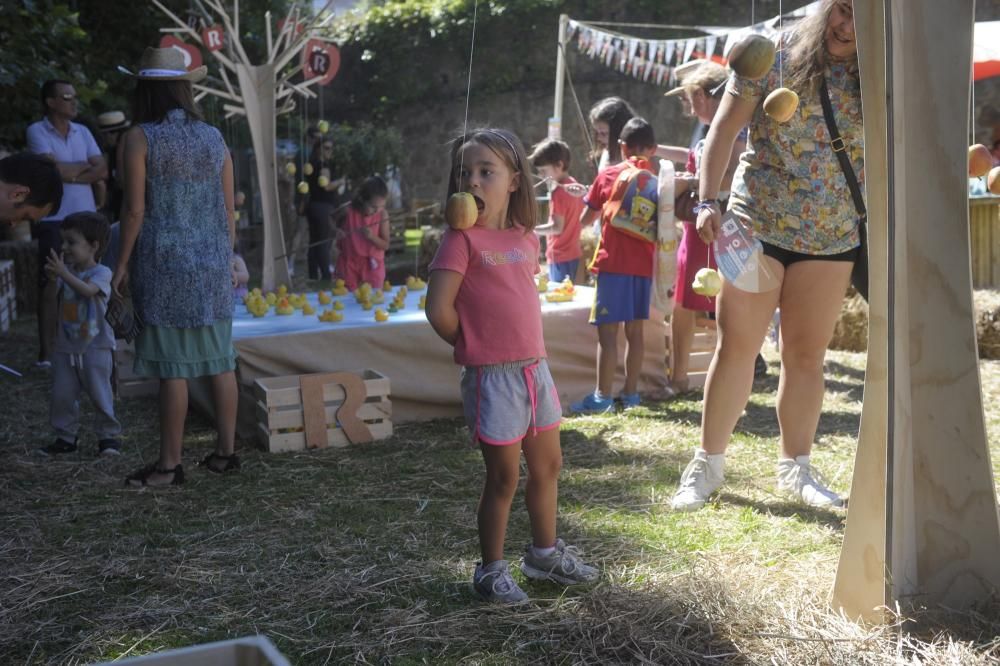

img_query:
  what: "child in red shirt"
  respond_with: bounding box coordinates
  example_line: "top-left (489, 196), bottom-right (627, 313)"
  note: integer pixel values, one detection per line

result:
top-left (426, 128), bottom-right (598, 604)
top-left (571, 118), bottom-right (658, 414)
top-left (334, 176), bottom-right (390, 290)
top-left (528, 139), bottom-right (584, 282)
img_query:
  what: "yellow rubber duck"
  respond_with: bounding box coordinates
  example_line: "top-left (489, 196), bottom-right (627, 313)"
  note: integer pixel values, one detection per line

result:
top-left (383, 280), bottom-right (392, 291)
top-left (537, 275), bottom-right (549, 293)
top-left (332, 285), bottom-right (348, 296)
top-left (302, 302), bottom-right (316, 315)
top-left (418, 294), bottom-right (426, 309)
top-left (333, 300), bottom-right (344, 311)
top-left (265, 292), bottom-right (277, 305)
top-left (374, 308), bottom-right (389, 322)
top-left (372, 290), bottom-right (385, 304)
top-left (318, 290), bottom-right (331, 305)
top-left (360, 300), bottom-right (373, 311)
top-left (277, 284), bottom-right (288, 296)
top-left (275, 297), bottom-right (295, 315)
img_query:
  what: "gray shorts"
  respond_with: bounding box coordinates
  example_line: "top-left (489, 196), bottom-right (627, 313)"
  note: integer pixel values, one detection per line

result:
top-left (460, 358), bottom-right (562, 446)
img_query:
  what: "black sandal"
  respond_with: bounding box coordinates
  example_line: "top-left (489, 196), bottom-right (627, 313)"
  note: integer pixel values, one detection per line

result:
top-left (199, 452), bottom-right (241, 474)
top-left (124, 463), bottom-right (184, 487)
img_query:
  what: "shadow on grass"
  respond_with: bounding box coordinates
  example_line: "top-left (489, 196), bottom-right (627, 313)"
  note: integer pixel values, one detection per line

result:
top-left (660, 401), bottom-right (861, 440)
top-left (717, 492), bottom-right (847, 532)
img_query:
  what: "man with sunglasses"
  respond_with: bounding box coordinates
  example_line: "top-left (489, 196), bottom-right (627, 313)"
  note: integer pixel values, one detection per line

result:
top-left (26, 79), bottom-right (107, 368)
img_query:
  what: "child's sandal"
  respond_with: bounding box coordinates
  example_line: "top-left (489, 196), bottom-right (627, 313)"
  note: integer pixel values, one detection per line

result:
top-left (124, 463), bottom-right (184, 487)
top-left (199, 452), bottom-right (241, 474)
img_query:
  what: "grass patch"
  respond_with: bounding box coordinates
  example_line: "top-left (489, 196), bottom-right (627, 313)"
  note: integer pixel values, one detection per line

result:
top-left (2, 316), bottom-right (1000, 663)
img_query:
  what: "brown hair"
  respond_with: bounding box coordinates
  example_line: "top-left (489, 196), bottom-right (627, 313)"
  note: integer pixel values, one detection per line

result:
top-left (447, 128), bottom-right (537, 232)
top-left (588, 97), bottom-right (635, 165)
top-left (528, 139), bottom-right (572, 169)
top-left (61, 211), bottom-right (110, 260)
top-left (783, 0), bottom-right (857, 96)
top-left (131, 79), bottom-right (204, 124)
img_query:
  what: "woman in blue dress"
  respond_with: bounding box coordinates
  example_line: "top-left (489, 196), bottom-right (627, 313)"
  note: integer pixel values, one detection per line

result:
top-left (113, 47), bottom-right (239, 486)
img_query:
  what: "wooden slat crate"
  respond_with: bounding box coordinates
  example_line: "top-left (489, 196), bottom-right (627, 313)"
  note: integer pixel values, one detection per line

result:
top-left (0, 260), bottom-right (15, 333)
top-left (114, 341), bottom-right (159, 398)
top-left (255, 369), bottom-right (392, 453)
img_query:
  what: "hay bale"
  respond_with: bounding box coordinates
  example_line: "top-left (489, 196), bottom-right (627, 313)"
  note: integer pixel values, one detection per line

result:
top-left (975, 289), bottom-right (1000, 359)
top-left (828, 289), bottom-right (1000, 359)
top-left (829, 290), bottom-right (868, 352)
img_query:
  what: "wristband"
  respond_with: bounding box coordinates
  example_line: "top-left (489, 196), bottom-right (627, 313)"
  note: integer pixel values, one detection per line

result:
top-left (692, 199), bottom-right (721, 214)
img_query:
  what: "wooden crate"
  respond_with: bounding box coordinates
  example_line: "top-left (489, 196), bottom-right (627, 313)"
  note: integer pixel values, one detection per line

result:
top-left (255, 369), bottom-right (392, 453)
top-left (0, 260), bottom-right (15, 333)
top-left (114, 341), bottom-right (159, 398)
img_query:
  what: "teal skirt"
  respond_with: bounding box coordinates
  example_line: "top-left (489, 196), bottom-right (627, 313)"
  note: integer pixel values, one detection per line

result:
top-left (134, 320), bottom-right (237, 379)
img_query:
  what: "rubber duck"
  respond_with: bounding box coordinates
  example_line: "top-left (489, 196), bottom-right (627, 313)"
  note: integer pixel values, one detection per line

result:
top-left (374, 308), bottom-right (389, 322)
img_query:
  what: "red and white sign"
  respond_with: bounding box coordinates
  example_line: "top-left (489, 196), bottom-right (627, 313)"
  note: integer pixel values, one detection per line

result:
top-left (158, 35), bottom-right (204, 71)
top-left (302, 39), bottom-right (340, 86)
top-left (202, 25), bottom-right (225, 52)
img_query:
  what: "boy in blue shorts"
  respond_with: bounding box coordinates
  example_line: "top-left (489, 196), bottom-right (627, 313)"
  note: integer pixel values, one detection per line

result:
top-left (571, 118), bottom-right (658, 413)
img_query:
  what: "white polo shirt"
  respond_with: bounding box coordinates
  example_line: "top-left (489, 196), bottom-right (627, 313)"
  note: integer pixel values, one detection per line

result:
top-left (26, 117), bottom-right (101, 222)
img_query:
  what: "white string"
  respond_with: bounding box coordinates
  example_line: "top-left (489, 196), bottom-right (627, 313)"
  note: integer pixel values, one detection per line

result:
top-left (751, 0), bottom-right (755, 27)
top-left (458, 0), bottom-right (480, 187)
top-left (778, 0), bottom-right (783, 88)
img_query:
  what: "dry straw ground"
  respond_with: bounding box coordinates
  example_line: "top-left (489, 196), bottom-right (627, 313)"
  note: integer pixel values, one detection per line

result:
top-left (2, 314), bottom-right (1000, 664)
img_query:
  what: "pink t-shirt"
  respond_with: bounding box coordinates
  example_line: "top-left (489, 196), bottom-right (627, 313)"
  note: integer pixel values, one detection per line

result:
top-left (339, 206), bottom-right (386, 261)
top-left (546, 177), bottom-right (584, 263)
top-left (429, 225), bottom-right (546, 366)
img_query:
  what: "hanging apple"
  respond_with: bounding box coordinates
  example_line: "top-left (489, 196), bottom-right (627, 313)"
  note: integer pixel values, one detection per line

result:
top-left (303, 163), bottom-right (314, 176)
top-left (969, 144), bottom-right (992, 178)
top-left (727, 34), bottom-right (776, 80)
top-left (297, 181), bottom-right (309, 194)
top-left (285, 162), bottom-right (297, 176)
top-left (764, 88), bottom-right (799, 123)
top-left (446, 192), bottom-right (478, 230)
top-left (317, 120), bottom-right (330, 134)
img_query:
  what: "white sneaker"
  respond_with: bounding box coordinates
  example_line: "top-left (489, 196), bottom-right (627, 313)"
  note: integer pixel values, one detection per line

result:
top-left (671, 449), bottom-right (725, 512)
top-left (777, 456), bottom-right (844, 508)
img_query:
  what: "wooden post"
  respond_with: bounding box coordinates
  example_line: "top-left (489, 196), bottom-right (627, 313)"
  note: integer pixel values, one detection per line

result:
top-left (236, 63), bottom-right (290, 292)
top-left (834, 0), bottom-right (1000, 622)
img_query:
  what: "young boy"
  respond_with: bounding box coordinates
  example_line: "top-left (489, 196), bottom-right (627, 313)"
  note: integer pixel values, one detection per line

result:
top-left (38, 211), bottom-right (121, 457)
top-left (528, 139), bottom-right (584, 282)
top-left (571, 118), bottom-right (658, 413)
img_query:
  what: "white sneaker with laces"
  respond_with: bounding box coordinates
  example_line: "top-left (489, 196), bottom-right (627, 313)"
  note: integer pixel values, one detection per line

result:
top-left (777, 456), bottom-right (844, 508)
top-left (521, 539), bottom-right (599, 585)
top-left (670, 449), bottom-right (725, 512)
top-left (473, 560), bottom-right (529, 604)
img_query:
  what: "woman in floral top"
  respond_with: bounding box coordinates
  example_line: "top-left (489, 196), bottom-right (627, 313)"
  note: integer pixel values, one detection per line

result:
top-left (672, 0), bottom-right (860, 512)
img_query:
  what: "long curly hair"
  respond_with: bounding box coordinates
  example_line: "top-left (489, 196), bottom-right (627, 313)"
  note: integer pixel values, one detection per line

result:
top-left (783, 0), bottom-right (857, 96)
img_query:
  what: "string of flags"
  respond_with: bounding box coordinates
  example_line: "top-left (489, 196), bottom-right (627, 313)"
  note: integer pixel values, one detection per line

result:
top-left (566, 1), bottom-right (818, 88)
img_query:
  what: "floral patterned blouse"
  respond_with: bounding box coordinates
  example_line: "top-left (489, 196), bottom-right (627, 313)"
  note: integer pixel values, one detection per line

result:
top-left (132, 109), bottom-right (233, 327)
top-left (728, 40), bottom-right (864, 255)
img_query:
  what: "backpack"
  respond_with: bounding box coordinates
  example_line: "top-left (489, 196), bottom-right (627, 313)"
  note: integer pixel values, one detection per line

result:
top-left (604, 162), bottom-right (659, 243)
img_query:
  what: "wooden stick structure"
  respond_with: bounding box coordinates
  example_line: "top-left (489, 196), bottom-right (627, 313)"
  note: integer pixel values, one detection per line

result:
top-left (833, 0), bottom-right (1000, 623)
top-left (151, 0), bottom-right (338, 291)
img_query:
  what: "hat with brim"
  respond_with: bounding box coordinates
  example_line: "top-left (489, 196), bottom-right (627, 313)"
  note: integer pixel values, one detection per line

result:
top-left (664, 59), bottom-right (727, 98)
top-left (97, 111), bottom-right (130, 132)
top-left (118, 47), bottom-right (207, 83)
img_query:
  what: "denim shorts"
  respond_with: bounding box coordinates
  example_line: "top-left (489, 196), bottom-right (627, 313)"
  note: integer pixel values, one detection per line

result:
top-left (460, 358), bottom-right (562, 446)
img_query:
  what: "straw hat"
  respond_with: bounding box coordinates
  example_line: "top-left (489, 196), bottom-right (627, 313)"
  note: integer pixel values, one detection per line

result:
top-left (97, 111), bottom-right (130, 133)
top-left (118, 46), bottom-right (207, 82)
top-left (664, 59), bottom-right (728, 98)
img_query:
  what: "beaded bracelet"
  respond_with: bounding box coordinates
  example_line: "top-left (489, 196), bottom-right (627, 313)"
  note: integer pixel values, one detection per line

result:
top-left (692, 199), bottom-right (722, 215)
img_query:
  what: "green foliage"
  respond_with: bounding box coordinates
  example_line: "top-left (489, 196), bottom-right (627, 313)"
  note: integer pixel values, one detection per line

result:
top-left (325, 122), bottom-right (403, 182)
top-left (0, 1), bottom-right (91, 147)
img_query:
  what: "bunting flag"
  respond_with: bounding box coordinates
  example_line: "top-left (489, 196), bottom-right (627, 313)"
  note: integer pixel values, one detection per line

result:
top-left (565, 1), bottom-right (820, 89)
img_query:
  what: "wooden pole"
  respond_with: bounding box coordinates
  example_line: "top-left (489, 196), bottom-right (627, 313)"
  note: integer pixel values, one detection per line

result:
top-left (551, 14), bottom-right (569, 140)
top-left (834, 0), bottom-right (1000, 622)
top-left (237, 63), bottom-right (290, 291)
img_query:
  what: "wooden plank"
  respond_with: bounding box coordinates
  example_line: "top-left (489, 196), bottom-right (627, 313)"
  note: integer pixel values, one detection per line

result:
top-left (889, 0), bottom-right (1000, 608)
top-left (254, 370), bottom-right (390, 407)
top-left (832, 0), bottom-right (891, 622)
top-left (257, 398), bottom-right (391, 431)
top-left (258, 418), bottom-right (393, 453)
top-left (835, 0), bottom-right (1000, 621)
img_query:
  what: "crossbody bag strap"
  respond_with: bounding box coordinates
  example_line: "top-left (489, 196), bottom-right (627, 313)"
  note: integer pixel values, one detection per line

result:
top-left (819, 77), bottom-right (866, 218)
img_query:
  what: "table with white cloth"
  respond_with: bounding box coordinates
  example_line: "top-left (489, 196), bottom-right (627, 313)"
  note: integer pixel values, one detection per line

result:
top-left (188, 285), bottom-right (669, 442)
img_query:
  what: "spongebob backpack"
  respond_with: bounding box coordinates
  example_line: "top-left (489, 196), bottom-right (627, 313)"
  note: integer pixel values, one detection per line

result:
top-left (604, 162), bottom-right (659, 243)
